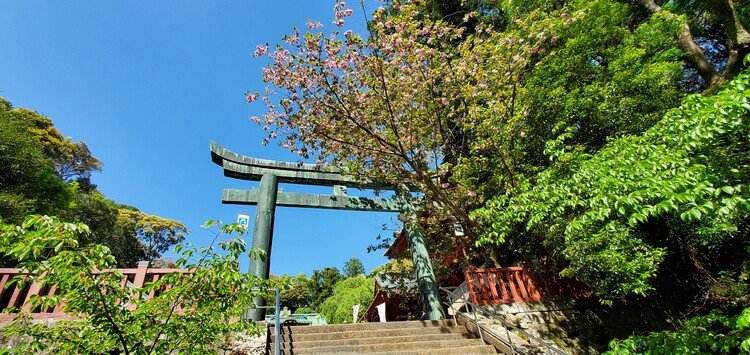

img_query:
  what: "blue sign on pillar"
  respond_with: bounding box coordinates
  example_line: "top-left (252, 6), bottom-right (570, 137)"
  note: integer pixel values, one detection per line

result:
top-left (237, 213), bottom-right (250, 229)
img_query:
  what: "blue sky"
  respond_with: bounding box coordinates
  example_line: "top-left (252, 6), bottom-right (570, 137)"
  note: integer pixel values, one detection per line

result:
top-left (0, 1), bottom-right (395, 276)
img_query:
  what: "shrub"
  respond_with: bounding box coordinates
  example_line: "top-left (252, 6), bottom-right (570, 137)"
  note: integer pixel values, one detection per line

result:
top-left (0, 215), bottom-right (270, 354)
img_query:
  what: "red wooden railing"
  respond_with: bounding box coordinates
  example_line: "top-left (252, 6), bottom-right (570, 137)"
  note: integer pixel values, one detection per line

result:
top-left (464, 266), bottom-right (587, 306)
top-left (0, 261), bottom-right (189, 322)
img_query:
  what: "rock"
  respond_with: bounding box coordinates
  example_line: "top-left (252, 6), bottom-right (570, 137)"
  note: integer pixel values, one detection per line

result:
top-left (225, 332), bottom-right (265, 355)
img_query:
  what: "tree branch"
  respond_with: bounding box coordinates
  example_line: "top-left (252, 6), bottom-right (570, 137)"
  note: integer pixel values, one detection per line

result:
top-left (92, 277), bottom-right (131, 355)
top-left (304, 90), bottom-right (400, 157)
top-left (146, 231), bottom-right (223, 355)
top-left (711, 0), bottom-right (750, 78)
top-left (641, 0), bottom-right (723, 88)
top-left (319, 70), bottom-right (402, 153)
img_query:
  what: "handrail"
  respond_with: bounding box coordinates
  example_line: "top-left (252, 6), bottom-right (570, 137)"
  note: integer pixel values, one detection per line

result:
top-left (440, 286), bottom-right (566, 355)
top-left (356, 308), bottom-right (366, 324)
top-left (442, 286), bottom-right (487, 349)
top-left (274, 288), bottom-right (281, 355)
top-left (255, 288), bottom-right (282, 355)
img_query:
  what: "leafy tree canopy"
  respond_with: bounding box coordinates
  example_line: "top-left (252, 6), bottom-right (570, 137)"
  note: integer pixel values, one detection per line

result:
top-left (0, 104), bottom-right (72, 224)
top-left (607, 308), bottom-right (750, 354)
top-left (308, 267), bottom-right (344, 311)
top-left (474, 66), bottom-right (750, 301)
top-left (0, 97), bottom-right (101, 182)
top-left (117, 208), bottom-right (187, 263)
top-left (0, 98), bottom-right (185, 267)
top-left (369, 259), bottom-right (414, 278)
top-left (294, 306), bottom-right (316, 314)
top-left (62, 190), bottom-right (146, 267)
top-left (266, 273), bottom-right (314, 312)
top-left (343, 257), bottom-right (366, 277)
top-left (319, 275), bottom-right (375, 324)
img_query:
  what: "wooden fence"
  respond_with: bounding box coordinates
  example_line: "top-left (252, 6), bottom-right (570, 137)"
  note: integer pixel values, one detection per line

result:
top-left (0, 261), bottom-right (189, 322)
top-left (464, 266), bottom-right (587, 306)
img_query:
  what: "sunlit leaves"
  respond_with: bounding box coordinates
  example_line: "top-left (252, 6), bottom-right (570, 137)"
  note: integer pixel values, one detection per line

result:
top-left (473, 69), bottom-right (750, 300)
top-left (607, 308), bottom-right (750, 354)
top-left (0, 216), bottom-right (270, 354)
top-left (318, 275), bottom-right (374, 324)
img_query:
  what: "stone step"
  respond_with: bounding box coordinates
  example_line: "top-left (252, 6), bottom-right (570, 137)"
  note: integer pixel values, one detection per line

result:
top-left (270, 320), bottom-right (457, 335)
top-left (279, 332), bottom-right (477, 349)
top-left (279, 338), bottom-right (486, 354)
top-left (270, 325), bottom-right (469, 342)
top-left (358, 345), bottom-right (498, 354)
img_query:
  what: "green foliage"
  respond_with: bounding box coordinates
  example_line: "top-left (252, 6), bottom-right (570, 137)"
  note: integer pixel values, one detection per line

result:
top-left (343, 257), bottom-right (366, 277)
top-left (0, 98), bottom-right (182, 267)
top-left (0, 104), bottom-right (72, 223)
top-left (268, 262), bottom-right (370, 313)
top-left (0, 97), bottom-right (101, 182)
top-left (308, 267), bottom-right (344, 311)
top-left (319, 275), bottom-right (374, 324)
top-left (742, 308), bottom-right (750, 352)
top-left (607, 308), bottom-right (750, 354)
top-left (62, 190), bottom-right (145, 267)
top-left (369, 258), bottom-right (414, 278)
top-left (524, 0), bottom-right (684, 150)
top-left (0, 216), bottom-right (268, 354)
top-left (269, 260), bottom-right (368, 313)
top-left (117, 208), bottom-right (187, 262)
top-left (388, 0), bottom-right (507, 32)
top-left (474, 68), bottom-right (750, 300)
top-left (456, 0), bottom-right (685, 201)
top-left (293, 307), bottom-right (315, 314)
top-left (268, 273), bottom-right (313, 312)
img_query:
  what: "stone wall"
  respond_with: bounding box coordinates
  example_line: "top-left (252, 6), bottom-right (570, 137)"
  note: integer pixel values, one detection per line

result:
top-left (484, 296), bottom-right (680, 353)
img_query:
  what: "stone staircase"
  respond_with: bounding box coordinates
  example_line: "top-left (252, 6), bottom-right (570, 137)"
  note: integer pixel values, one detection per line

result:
top-left (267, 319), bottom-right (497, 354)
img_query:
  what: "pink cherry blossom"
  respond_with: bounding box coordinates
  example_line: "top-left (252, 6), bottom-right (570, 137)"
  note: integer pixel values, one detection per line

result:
top-left (306, 21), bottom-right (322, 29)
top-left (247, 0), bottom-right (549, 230)
top-left (245, 91), bottom-right (259, 103)
top-left (253, 44), bottom-right (268, 57)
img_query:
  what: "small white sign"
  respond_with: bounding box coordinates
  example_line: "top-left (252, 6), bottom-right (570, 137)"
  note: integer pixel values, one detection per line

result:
top-left (376, 303), bottom-right (387, 323)
top-left (352, 304), bottom-right (360, 323)
top-left (237, 214), bottom-right (250, 229)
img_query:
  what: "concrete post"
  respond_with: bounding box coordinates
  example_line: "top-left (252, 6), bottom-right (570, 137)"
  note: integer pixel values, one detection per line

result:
top-left (405, 220), bottom-right (445, 320)
top-left (248, 173), bottom-right (279, 321)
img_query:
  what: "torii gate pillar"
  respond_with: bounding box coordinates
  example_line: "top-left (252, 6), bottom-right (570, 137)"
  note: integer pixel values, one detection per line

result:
top-left (246, 173), bottom-right (278, 321)
top-left (405, 220), bottom-right (445, 321)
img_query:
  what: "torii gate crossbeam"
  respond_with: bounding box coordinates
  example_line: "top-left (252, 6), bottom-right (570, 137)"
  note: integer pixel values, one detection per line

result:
top-left (210, 142), bottom-right (444, 321)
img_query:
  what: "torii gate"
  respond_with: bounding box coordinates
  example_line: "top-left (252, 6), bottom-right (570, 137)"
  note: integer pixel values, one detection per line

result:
top-left (210, 142), bottom-right (445, 321)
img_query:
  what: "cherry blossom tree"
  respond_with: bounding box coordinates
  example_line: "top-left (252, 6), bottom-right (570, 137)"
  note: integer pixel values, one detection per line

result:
top-left (249, 0), bottom-right (549, 232)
